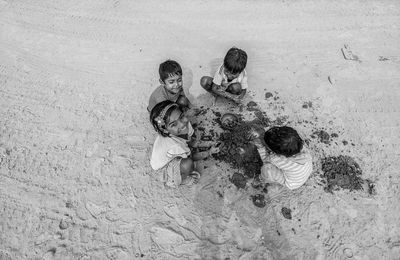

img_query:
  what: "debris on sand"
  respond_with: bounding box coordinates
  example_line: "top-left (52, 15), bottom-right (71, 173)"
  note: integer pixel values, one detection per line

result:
top-left (214, 122), bottom-right (263, 178)
top-left (312, 129), bottom-right (331, 144)
top-left (251, 194), bottom-right (266, 208)
top-left (366, 179), bottom-right (377, 195)
top-left (220, 113), bottom-right (240, 130)
top-left (302, 101), bottom-right (313, 109)
top-left (281, 207), bottom-right (292, 219)
top-left (378, 56), bottom-right (389, 61)
top-left (321, 155), bottom-right (364, 193)
top-left (252, 110), bottom-right (288, 127)
top-left (265, 92), bottom-right (273, 99)
top-left (230, 172), bottom-right (247, 189)
top-left (246, 101), bottom-right (258, 111)
top-left (341, 44), bottom-right (361, 62)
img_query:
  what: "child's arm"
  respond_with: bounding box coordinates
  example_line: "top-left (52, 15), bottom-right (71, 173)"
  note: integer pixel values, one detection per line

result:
top-left (237, 70), bottom-right (248, 100)
top-left (211, 83), bottom-right (241, 103)
top-left (191, 150), bottom-right (210, 161)
top-left (247, 127), bottom-right (272, 163)
top-left (255, 140), bottom-right (273, 163)
top-left (191, 144), bottom-right (219, 161)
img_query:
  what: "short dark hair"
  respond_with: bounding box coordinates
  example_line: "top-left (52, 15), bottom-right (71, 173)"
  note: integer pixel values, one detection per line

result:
top-left (263, 126), bottom-right (303, 157)
top-left (223, 47), bottom-right (247, 74)
top-left (159, 60), bottom-right (182, 82)
top-left (150, 100), bottom-right (180, 137)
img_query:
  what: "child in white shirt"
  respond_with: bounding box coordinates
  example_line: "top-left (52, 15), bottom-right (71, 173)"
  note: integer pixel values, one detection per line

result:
top-left (149, 100), bottom-right (218, 187)
top-left (200, 47), bottom-right (248, 104)
top-left (250, 126), bottom-right (313, 190)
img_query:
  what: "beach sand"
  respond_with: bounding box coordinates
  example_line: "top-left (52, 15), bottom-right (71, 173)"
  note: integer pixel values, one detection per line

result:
top-left (1, 0), bottom-right (400, 259)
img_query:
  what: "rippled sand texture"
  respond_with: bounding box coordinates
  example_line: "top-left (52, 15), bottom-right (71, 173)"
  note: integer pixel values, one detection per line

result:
top-left (1, 0), bottom-right (399, 259)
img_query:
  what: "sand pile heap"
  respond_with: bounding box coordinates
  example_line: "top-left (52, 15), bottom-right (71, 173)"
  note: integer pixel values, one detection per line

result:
top-left (321, 155), bottom-right (364, 192)
top-left (214, 121), bottom-right (263, 179)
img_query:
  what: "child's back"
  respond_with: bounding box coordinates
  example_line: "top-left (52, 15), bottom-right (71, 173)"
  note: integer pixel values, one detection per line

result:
top-left (254, 126), bottom-right (313, 190)
top-left (260, 147), bottom-right (312, 189)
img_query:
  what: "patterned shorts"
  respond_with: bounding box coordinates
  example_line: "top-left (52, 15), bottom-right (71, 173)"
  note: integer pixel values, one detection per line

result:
top-left (158, 157), bottom-right (182, 188)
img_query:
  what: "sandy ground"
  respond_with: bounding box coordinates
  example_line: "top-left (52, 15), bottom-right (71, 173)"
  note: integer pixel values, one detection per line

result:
top-left (1, 0), bottom-right (400, 259)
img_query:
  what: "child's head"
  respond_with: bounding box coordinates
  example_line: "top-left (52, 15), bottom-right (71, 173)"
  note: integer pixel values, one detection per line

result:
top-left (150, 100), bottom-right (189, 137)
top-left (223, 47), bottom-right (247, 79)
top-left (159, 60), bottom-right (183, 95)
top-left (263, 126), bottom-right (303, 157)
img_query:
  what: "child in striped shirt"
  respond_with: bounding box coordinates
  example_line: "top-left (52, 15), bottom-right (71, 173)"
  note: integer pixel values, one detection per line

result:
top-left (250, 126), bottom-right (313, 190)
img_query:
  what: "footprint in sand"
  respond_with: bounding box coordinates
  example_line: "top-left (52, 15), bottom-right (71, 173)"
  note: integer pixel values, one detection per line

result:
top-left (163, 204), bottom-right (188, 226)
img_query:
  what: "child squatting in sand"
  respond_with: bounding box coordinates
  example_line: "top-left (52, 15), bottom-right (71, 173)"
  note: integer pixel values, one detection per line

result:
top-left (147, 59), bottom-right (191, 112)
top-left (150, 100), bottom-right (219, 187)
top-left (249, 126), bottom-right (313, 190)
top-left (200, 47), bottom-right (248, 104)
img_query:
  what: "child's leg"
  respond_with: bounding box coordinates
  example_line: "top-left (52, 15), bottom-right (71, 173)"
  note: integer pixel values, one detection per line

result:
top-left (260, 163), bottom-right (286, 186)
top-left (180, 157), bottom-right (194, 181)
top-left (200, 76), bottom-right (214, 92)
top-left (226, 82), bottom-right (242, 95)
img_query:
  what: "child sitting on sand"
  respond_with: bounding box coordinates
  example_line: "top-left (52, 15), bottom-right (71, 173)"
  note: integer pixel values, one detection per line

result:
top-left (150, 100), bottom-right (219, 187)
top-left (147, 60), bottom-right (191, 112)
top-left (200, 47), bottom-right (248, 104)
top-left (249, 126), bottom-right (313, 190)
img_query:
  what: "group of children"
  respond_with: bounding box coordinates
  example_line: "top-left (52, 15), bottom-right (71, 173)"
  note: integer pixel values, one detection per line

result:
top-left (148, 47), bottom-right (313, 191)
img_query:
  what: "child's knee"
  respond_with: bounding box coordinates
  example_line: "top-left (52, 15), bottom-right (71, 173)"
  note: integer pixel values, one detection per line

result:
top-left (227, 83), bottom-right (242, 95)
top-left (200, 76), bottom-right (213, 91)
top-left (176, 95), bottom-right (189, 107)
top-left (180, 158), bottom-right (194, 175)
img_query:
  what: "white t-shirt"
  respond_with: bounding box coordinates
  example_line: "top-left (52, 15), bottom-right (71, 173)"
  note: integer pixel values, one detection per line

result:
top-left (150, 123), bottom-right (194, 170)
top-left (212, 64), bottom-right (248, 90)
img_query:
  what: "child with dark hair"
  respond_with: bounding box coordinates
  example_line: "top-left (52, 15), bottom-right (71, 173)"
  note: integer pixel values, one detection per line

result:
top-left (249, 126), bottom-right (313, 190)
top-left (200, 47), bottom-right (248, 104)
top-left (147, 60), bottom-right (191, 112)
top-left (150, 100), bottom-right (218, 187)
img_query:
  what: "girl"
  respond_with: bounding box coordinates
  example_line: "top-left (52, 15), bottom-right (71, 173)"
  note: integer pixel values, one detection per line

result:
top-left (150, 100), bottom-right (218, 187)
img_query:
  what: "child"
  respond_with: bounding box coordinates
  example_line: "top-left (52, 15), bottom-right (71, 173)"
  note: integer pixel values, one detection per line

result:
top-left (150, 100), bottom-right (218, 187)
top-left (200, 47), bottom-right (248, 104)
top-left (250, 126), bottom-right (313, 190)
top-left (147, 60), bottom-right (191, 112)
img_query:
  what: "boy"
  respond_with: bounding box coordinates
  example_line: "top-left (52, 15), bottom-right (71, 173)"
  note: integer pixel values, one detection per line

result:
top-left (249, 126), bottom-right (313, 190)
top-left (147, 60), bottom-right (191, 112)
top-left (200, 47), bottom-right (248, 104)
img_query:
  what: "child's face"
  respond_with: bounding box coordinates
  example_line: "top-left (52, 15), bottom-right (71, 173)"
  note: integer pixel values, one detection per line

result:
top-left (223, 67), bottom-right (240, 81)
top-left (161, 74), bottom-right (183, 95)
top-left (165, 108), bottom-right (189, 136)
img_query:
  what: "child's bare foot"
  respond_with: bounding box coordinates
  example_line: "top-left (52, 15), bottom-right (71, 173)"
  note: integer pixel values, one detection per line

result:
top-left (181, 171), bottom-right (200, 186)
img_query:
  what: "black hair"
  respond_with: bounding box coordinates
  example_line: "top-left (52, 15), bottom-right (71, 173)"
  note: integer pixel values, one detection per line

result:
top-left (159, 60), bottom-right (182, 82)
top-left (150, 100), bottom-right (180, 137)
top-left (223, 47), bottom-right (247, 74)
top-left (263, 126), bottom-right (303, 157)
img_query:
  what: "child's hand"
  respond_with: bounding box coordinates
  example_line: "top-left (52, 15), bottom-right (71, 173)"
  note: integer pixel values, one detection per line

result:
top-left (231, 95), bottom-right (242, 104)
top-left (185, 107), bottom-right (202, 118)
top-left (209, 143), bottom-right (220, 155)
top-left (247, 126), bottom-right (265, 141)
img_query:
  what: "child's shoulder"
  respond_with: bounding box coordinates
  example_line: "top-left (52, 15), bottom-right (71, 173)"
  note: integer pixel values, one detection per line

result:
top-left (153, 134), bottom-right (176, 147)
top-left (150, 84), bottom-right (164, 97)
top-left (216, 63), bottom-right (224, 74)
top-left (148, 85), bottom-right (166, 112)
